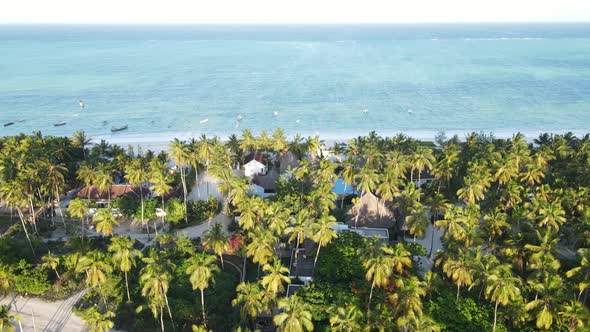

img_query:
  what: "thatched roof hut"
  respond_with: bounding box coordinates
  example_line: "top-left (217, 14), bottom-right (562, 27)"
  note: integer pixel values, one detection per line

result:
top-left (347, 192), bottom-right (395, 228)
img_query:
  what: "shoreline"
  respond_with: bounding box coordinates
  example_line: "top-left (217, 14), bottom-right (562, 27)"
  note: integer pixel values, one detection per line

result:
top-left (92, 128), bottom-right (590, 152)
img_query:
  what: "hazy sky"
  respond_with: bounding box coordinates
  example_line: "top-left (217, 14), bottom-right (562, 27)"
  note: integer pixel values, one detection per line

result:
top-left (1, 0), bottom-right (590, 24)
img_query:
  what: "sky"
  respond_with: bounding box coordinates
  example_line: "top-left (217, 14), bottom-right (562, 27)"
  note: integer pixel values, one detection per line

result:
top-left (1, 0), bottom-right (590, 24)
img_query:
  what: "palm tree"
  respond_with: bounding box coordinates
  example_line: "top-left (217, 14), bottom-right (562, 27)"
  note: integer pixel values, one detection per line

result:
top-left (559, 300), bottom-right (589, 332)
top-left (273, 295), bottom-right (314, 332)
top-left (390, 276), bottom-right (426, 330)
top-left (202, 222), bottom-right (229, 269)
top-left (410, 145), bottom-right (434, 184)
top-left (169, 138), bottom-right (189, 223)
top-left (108, 236), bottom-right (142, 303)
top-left (93, 209), bottom-right (120, 236)
top-left (340, 161), bottom-right (355, 209)
top-left (328, 304), bottom-right (363, 332)
top-left (232, 282), bottom-right (266, 327)
top-left (311, 214), bottom-right (338, 268)
top-left (41, 251), bottom-right (61, 280)
top-left (355, 166), bottom-right (378, 198)
top-left (68, 198), bottom-right (88, 238)
top-left (359, 242), bottom-right (395, 320)
top-left (81, 308), bottom-right (115, 332)
top-left (284, 210), bottom-right (312, 267)
top-left (261, 259), bottom-right (291, 295)
top-left (566, 248), bottom-right (590, 301)
top-left (483, 209), bottom-right (510, 247)
top-left (406, 315), bottom-right (441, 332)
top-left (485, 267), bottom-right (522, 332)
top-left (186, 252), bottom-right (220, 324)
top-left (141, 250), bottom-right (175, 332)
top-left (150, 171), bottom-right (172, 233)
top-left (95, 164), bottom-right (113, 207)
top-left (0, 182), bottom-right (35, 255)
top-left (44, 161), bottom-right (67, 227)
top-left (441, 249), bottom-right (475, 300)
top-left (125, 159), bottom-right (149, 236)
top-left (77, 251), bottom-right (112, 301)
top-left (246, 227), bottom-right (277, 273)
top-left (0, 305), bottom-right (16, 332)
top-left (71, 130), bottom-right (92, 160)
top-left (536, 199), bottom-right (566, 231)
top-left (0, 269), bottom-right (13, 298)
top-left (405, 205), bottom-right (429, 241)
top-left (77, 163), bottom-right (97, 200)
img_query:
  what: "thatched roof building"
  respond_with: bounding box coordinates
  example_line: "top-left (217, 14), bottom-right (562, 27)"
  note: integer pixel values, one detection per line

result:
top-left (347, 192), bottom-right (395, 228)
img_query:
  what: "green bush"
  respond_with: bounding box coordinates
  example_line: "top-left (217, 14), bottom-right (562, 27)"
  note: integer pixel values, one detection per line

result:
top-left (315, 231), bottom-right (366, 284)
top-left (186, 197), bottom-right (220, 224)
top-left (134, 198), bottom-right (158, 221)
top-left (112, 195), bottom-right (139, 219)
top-left (165, 198), bottom-right (187, 224)
top-left (12, 260), bottom-right (51, 295)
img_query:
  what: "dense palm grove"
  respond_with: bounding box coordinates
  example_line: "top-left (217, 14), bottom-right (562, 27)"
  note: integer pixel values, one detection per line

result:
top-left (0, 129), bottom-right (589, 331)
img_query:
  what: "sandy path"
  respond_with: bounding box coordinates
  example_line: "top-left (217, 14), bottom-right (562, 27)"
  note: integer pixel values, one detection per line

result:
top-left (1, 290), bottom-right (87, 332)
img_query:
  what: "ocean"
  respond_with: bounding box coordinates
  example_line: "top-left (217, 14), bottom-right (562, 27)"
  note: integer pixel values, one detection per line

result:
top-left (1, 24), bottom-right (590, 145)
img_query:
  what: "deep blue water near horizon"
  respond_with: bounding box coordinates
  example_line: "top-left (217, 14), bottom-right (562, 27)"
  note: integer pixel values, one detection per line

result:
top-left (1, 24), bottom-right (590, 145)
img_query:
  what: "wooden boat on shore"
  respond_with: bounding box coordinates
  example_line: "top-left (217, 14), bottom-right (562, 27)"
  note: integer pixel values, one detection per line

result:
top-left (111, 125), bottom-right (128, 132)
top-left (54, 122), bottom-right (66, 127)
top-left (3, 122), bottom-right (14, 127)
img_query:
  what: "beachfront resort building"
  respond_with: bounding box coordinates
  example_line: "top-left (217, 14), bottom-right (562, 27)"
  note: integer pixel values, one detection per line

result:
top-left (77, 184), bottom-right (150, 208)
top-left (244, 152), bottom-right (268, 178)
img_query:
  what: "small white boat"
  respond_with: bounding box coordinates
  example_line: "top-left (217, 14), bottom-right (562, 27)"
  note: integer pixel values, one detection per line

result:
top-left (408, 109), bottom-right (413, 114)
top-left (237, 114), bottom-right (243, 121)
top-left (79, 100), bottom-right (85, 108)
top-left (295, 119), bottom-right (300, 124)
top-left (200, 118), bottom-right (209, 124)
top-left (362, 109), bottom-right (368, 113)
top-left (273, 111), bottom-right (279, 116)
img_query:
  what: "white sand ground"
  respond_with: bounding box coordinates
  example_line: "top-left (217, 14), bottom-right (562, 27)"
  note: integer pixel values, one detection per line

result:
top-left (1, 290), bottom-right (87, 332)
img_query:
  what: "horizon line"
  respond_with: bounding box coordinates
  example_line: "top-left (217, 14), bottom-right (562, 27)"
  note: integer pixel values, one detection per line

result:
top-left (2, 21), bottom-right (590, 26)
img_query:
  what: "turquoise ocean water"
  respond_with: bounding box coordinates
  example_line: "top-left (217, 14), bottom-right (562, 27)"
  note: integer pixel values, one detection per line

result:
top-left (1, 24), bottom-right (590, 144)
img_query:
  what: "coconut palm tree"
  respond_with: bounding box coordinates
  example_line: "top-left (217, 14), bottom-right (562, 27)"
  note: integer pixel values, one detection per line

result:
top-left (77, 251), bottom-right (112, 302)
top-left (483, 209), bottom-right (510, 247)
top-left (44, 161), bottom-right (67, 226)
top-left (108, 236), bottom-right (142, 303)
top-left (68, 198), bottom-right (89, 238)
top-left (95, 163), bottom-right (113, 207)
top-left (311, 214), bottom-right (338, 268)
top-left (246, 227), bottom-right (277, 274)
top-left (41, 251), bottom-right (61, 280)
top-left (405, 205), bottom-right (429, 241)
top-left (125, 159), bottom-right (149, 236)
top-left (81, 308), bottom-right (115, 332)
top-left (232, 282), bottom-right (267, 327)
top-left (93, 209), bottom-right (120, 236)
top-left (358, 242), bottom-right (395, 320)
top-left (0, 269), bottom-right (13, 298)
top-left (339, 161), bottom-right (355, 209)
top-left (558, 300), bottom-right (589, 332)
top-left (273, 295), bottom-right (314, 332)
top-left (406, 315), bottom-right (441, 332)
top-left (0, 305), bottom-right (16, 332)
top-left (485, 266), bottom-right (522, 332)
top-left (441, 249), bottom-right (475, 300)
top-left (566, 248), bottom-right (590, 301)
top-left (202, 222), bottom-right (229, 269)
top-left (169, 138), bottom-right (189, 223)
top-left (355, 166), bottom-right (378, 199)
top-left (328, 304), bottom-right (363, 332)
top-left (77, 163), bottom-right (97, 200)
top-left (141, 250), bottom-right (175, 332)
top-left (150, 171), bottom-right (172, 232)
top-left (0, 181), bottom-right (34, 255)
top-left (536, 199), bottom-right (566, 231)
top-left (409, 145), bottom-right (434, 184)
top-left (390, 276), bottom-right (426, 330)
top-left (186, 252), bottom-right (220, 324)
top-left (71, 130), bottom-right (92, 160)
top-left (261, 259), bottom-right (291, 295)
top-left (284, 210), bottom-right (312, 266)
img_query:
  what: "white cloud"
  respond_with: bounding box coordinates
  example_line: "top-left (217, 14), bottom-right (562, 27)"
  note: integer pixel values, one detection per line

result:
top-left (1, 0), bottom-right (589, 24)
